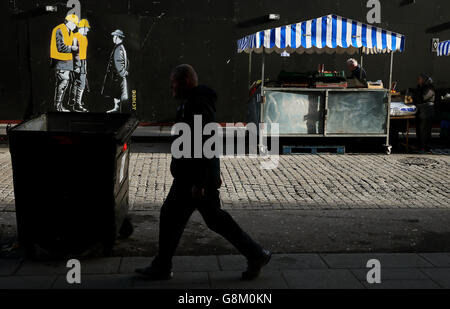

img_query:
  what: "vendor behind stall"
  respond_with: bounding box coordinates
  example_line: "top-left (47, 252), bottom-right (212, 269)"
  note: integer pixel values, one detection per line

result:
top-left (347, 58), bottom-right (367, 86)
top-left (413, 74), bottom-right (436, 152)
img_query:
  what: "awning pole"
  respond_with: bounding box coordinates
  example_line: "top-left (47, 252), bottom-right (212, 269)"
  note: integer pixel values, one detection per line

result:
top-left (259, 48), bottom-right (266, 151)
top-left (388, 51), bottom-right (394, 91)
top-left (386, 51), bottom-right (394, 150)
top-left (360, 48), bottom-right (364, 69)
top-left (248, 51), bottom-right (252, 89)
top-left (261, 48), bottom-right (266, 89)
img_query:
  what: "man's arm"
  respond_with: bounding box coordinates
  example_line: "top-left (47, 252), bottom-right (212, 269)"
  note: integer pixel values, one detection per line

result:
top-left (412, 87), bottom-right (422, 105)
top-left (360, 68), bottom-right (367, 83)
top-left (56, 28), bottom-right (75, 53)
top-left (189, 97), bottom-right (216, 191)
top-left (114, 46), bottom-right (128, 78)
top-left (422, 88), bottom-right (435, 103)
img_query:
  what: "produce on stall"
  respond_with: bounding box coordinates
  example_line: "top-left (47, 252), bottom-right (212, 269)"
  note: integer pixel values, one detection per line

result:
top-left (238, 14), bottom-right (406, 154)
top-left (390, 102), bottom-right (417, 117)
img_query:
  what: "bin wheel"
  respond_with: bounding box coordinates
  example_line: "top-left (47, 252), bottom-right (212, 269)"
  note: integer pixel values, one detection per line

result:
top-left (385, 146), bottom-right (392, 155)
top-left (119, 217), bottom-right (134, 239)
top-left (259, 145), bottom-right (268, 155)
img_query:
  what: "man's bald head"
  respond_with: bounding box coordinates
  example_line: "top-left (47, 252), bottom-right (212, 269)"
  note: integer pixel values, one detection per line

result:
top-left (170, 64), bottom-right (199, 99)
top-left (172, 64), bottom-right (198, 84)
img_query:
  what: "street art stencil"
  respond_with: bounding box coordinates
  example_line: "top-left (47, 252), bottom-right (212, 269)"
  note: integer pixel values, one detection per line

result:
top-left (49, 1), bottom-right (135, 114)
top-left (50, 13), bottom-right (80, 112)
top-left (102, 30), bottom-right (130, 114)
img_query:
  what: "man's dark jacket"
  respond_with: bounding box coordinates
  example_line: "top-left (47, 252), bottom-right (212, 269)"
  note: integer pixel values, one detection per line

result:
top-left (171, 85), bottom-right (222, 189)
top-left (350, 65), bottom-right (367, 84)
top-left (414, 81), bottom-right (435, 105)
top-left (413, 79), bottom-right (435, 120)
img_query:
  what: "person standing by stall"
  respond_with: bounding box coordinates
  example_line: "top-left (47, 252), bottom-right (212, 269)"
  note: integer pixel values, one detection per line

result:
top-left (135, 64), bottom-right (271, 281)
top-left (413, 74), bottom-right (436, 152)
top-left (346, 58), bottom-right (367, 86)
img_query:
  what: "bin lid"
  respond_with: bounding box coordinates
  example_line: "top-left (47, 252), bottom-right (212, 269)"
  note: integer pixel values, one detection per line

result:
top-left (10, 113), bottom-right (138, 138)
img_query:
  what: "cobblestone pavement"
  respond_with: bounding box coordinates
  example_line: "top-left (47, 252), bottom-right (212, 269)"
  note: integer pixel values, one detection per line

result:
top-left (0, 151), bottom-right (14, 212)
top-left (1, 148), bottom-right (449, 212)
top-left (129, 153), bottom-right (450, 210)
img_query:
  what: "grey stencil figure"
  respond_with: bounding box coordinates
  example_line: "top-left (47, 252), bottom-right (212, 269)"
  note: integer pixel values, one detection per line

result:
top-left (102, 29), bottom-right (130, 113)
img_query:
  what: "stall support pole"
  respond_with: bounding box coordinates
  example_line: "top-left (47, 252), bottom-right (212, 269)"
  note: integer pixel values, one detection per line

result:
top-left (360, 48), bottom-right (364, 69)
top-left (385, 51), bottom-right (394, 154)
top-left (259, 48), bottom-right (266, 152)
top-left (261, 49), bottom-right (266, 89)
top-left (248, 51), bottom-right (252, 89)
top-left (324, 90), bottom-right (330, 136)
top-left (388, 52), bottom-right (394, 90)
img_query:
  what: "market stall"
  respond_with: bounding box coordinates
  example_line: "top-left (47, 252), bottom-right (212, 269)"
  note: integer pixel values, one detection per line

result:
top-left (237, 14), bottom-right (406, 154)
top-left (437, 40), bottom-right (450, 56)
top-left (389, 39), bottom-right (450, 151)
top-left (437, 40), bottom-right (450, 142)
top-left (389, 85), bottom-right (418, 152)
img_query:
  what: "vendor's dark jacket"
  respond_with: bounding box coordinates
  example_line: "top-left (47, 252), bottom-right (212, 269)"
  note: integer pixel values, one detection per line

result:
top-left (413, 80), bottom-right (435, 120)
top-left (414, 82), bottom-right (435, 106)
top-left (170, 85), bottom-right (222, 189)
top-left (350, 65), bottom-right (367, 84)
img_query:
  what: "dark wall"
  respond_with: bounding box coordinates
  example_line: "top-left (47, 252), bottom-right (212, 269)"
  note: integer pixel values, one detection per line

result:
top-left (1, 0), bottom-right (449, 122)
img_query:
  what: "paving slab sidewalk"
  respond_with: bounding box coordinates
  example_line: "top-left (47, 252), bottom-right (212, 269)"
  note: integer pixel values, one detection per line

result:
top-left (1, 253), bottom-right (449, 289)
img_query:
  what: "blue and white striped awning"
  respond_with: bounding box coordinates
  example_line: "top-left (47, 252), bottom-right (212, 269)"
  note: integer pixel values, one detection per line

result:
top-left (237, 15), bottom-right (406, 55)
top-left (437, 40), bottom-right (450, 56)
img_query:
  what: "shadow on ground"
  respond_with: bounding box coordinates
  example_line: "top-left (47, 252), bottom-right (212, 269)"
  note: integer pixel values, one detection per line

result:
top-left (2, 209), bottom-right (450, 259)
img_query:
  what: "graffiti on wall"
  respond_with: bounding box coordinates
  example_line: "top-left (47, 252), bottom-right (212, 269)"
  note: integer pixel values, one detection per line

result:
top-left (49, 0), bottom-right (133, 114)
top-left (101, 30), bottom-right (130, 114)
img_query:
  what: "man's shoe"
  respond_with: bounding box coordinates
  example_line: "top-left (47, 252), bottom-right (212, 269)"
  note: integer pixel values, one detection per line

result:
top-left (73, 104), bottom-right (88, 113)
top-left (107, 106), bottom-right (120, 113)
top-left (242, 250), bottom-right (272, 281)
top-left (107, 100), bottom-right (121, 113)
top-left (135, 266), bottom-right (173, 281)
top-left (56, 104), bottom-right (70, 113)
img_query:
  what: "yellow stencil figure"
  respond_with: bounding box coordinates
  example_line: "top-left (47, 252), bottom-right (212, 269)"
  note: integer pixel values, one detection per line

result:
top-left (71, 19), bottom-right (91, 112)
top-left (50, 14), bottom-right (79, 112)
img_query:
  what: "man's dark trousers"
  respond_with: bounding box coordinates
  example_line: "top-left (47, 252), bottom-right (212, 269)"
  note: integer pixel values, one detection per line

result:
top-left (153, 179), bottom-right (264, 270)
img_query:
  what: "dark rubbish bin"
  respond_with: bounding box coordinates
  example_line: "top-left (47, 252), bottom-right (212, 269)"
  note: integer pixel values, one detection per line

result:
top-left (8, 113), bottom-right (139, 258)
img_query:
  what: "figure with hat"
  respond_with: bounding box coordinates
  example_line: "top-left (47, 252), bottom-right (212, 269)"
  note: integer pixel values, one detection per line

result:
top-left (102, 29), bottom-right (130, 113)
top-left (50, 14), bottom-right (80, 112)
top-left (71, 19), bottom-right (91, 113)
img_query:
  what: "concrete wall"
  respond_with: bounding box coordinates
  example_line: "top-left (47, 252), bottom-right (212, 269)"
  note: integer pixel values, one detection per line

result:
top-left (1, 0), bottom-right (449, 122)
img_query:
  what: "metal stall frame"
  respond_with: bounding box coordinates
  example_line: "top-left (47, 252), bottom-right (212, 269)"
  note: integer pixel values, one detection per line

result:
top-left (252, 47), bottom-right (395, 155)
top-left (239, 15), bottom-right (405, 155)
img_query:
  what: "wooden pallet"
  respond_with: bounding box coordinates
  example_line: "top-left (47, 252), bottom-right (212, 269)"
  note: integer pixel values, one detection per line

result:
top-left (283, 145), bottom-right (345, 155)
